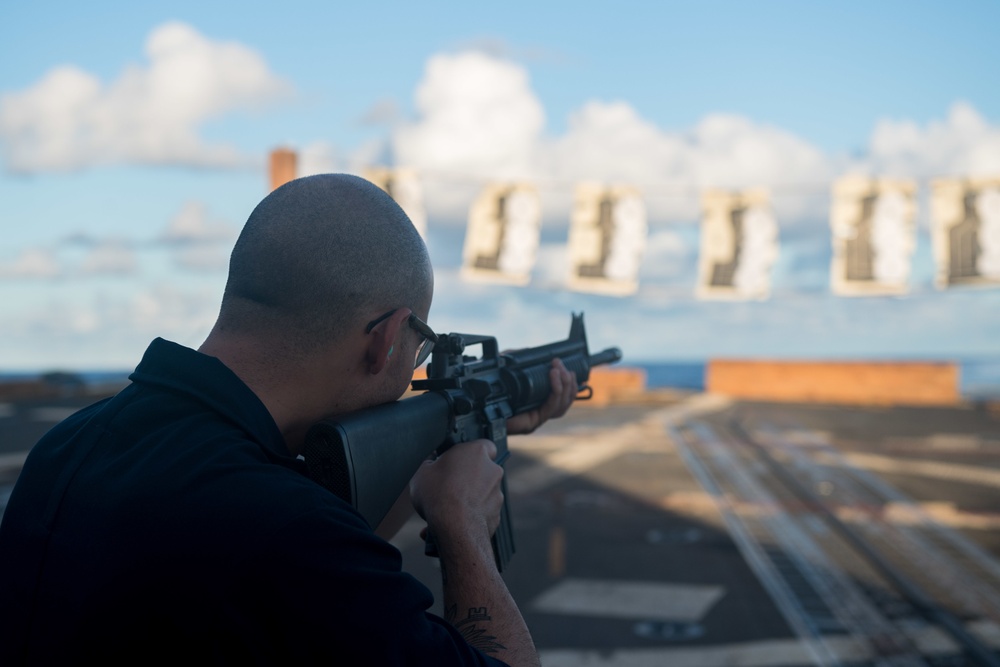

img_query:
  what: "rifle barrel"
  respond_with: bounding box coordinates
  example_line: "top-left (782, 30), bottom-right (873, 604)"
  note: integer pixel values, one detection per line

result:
top-left (589, 347), bottom-right (623, 367)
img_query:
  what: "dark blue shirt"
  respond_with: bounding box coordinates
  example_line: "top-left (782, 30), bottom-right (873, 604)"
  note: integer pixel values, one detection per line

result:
top-left (0, 338), bottom-right (506, 666)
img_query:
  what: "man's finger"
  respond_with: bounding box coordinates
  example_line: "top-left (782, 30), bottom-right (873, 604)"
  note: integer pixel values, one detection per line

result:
top-left (548, 359), bottom-right (575, 418)
top-left (551, 359), bottom-right (564, 395)
top-left (483, 439), bottom-right (498, 460)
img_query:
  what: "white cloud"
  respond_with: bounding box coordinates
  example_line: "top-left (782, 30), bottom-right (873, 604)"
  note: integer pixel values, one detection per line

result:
top-left (358, 98), bottom-right (402, 126)
top-left (543, 101), bottom-right (685, 186)
top-left (130, 284), bottom-right (219, 334)
top-left (349, 138), bottom-right (392, 172)
top-left (0, 283), bottom-right (222, 368)
top-left (688, 114), bottom-right (832, 188)
top-left (298, 141), bottom-right (341, 177)
top-left (4, 282), bottom-right (217, 338)
top-left (173, 246), bottom-right (231, 272)
top-left (80, 240), bottom-right (137, 276)
top-left (542, 104), bottom-right (835, 222)
top-left (161, 200), bottom-right (238, 244)
top-left (532, 243), bottom-right (569, 287)
top-left (0, 248), bottom-right (62, 279)
top-left (427, 267), bottom-right (583, 347)
top-left (298, 139), bottom-right (387, 177)
top-left (159, 201), bottom-right (237, 272)
top-left (393, 51), bottom-right (545, 218)
top-left (0, 21), bottom-right (290, 172)
top-left (865, 101), bottom-right (1000, 180)
top-left (395, 52), bottom-right (544, 176)
top-left (639, 230), bottom-right (692, 280)
top-left (390, 51), bottom-right (834, 225)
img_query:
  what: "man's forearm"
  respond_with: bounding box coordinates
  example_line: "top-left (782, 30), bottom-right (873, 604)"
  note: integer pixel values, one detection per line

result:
top-left (437, 530), bottom-right (540, 667)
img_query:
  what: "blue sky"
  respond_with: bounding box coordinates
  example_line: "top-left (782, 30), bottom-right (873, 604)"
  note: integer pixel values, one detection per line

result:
top-left (1, 1), bottom-right (999, 370)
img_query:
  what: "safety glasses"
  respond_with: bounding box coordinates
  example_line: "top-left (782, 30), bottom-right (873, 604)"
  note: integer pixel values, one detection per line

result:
top-left (365, 309), bottom-right (438, 368)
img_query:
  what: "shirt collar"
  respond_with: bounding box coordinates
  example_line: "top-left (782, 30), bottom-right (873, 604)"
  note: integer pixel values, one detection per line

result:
top-left (129, 338), bottom-right (290, 460)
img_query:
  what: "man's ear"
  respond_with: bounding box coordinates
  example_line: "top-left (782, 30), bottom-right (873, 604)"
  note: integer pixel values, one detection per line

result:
top-left (366, 308), bottom-right (410, 375)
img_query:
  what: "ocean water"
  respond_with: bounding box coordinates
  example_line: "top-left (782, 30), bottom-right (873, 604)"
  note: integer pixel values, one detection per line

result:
top-left (962, 359), bottom-right (1000, 399)
top-left (638, 363), bottom-right (707, 391)
top-left (2, 360), bottom-right (999, 399)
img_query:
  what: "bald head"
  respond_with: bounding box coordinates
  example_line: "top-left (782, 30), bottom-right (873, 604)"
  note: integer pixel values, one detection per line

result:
top-left (216, 174), bottom-right (432, 354)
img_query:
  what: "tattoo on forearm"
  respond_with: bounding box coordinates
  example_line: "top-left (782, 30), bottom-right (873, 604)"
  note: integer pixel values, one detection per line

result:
top-left (445, 605), bottom-right (507, 655)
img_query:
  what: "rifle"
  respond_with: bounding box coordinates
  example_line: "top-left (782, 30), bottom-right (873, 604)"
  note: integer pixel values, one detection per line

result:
top-left (302, 312), bottom-right (622, 572)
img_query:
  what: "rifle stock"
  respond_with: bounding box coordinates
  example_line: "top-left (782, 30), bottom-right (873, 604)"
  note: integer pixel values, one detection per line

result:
top-left (304, 312), bottom-right (621, 572)
top-left (303, 392), bottom-right (452, 530)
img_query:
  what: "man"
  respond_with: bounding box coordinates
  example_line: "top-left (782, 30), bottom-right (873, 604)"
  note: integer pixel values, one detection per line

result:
top-left (0, 174), bottom-right (575, 665)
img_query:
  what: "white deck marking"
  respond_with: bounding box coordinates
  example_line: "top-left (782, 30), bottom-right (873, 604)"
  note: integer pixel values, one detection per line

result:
top-left (925, 433), bottom-right (984, 451)
top-left (29, 407), bottom-right (80, 423)
top-left (508, 429), bottom-right (637, 495)
top-left (0, 452), bottom-right (29, 469)
top-left (532, 578), bottom-right (724, 622)
top-left (969, 619), bottom-right (1000, 648)
top-left (388, 516), bottom-right (426, 550)
top-left (509, 394), bottom-right (731, 496)
top-left (538, 636), bottom-right (875, 667)
top-left (0, 485), bottom-right (13, 516)
top-left (844, 451), bottom-right (1000, 489)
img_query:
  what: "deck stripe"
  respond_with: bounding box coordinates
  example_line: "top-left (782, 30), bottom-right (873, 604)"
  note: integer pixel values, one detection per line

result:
top-left (532, 578), bottom-right (724, 622)
top-left (845, 451), bottom-right (1000, 489)
top-left (539, 636), bottom-right (874, 667)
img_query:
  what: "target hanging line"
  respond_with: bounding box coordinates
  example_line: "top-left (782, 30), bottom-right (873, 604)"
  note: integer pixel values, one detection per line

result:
top-left (266, 150), bottom-right (1000, 298)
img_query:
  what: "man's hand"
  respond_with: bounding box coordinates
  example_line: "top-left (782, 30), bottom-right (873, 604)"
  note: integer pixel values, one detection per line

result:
top-left (409, 439), bottom-right (504, 541)
top-left (411, 439), bottom-right (541, 666)
top-left (506, 358), bottom-right (576, 435)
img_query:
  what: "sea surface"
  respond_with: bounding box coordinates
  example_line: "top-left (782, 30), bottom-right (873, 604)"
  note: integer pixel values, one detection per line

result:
top-left (2, 359), bottom-right (1000, 399)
